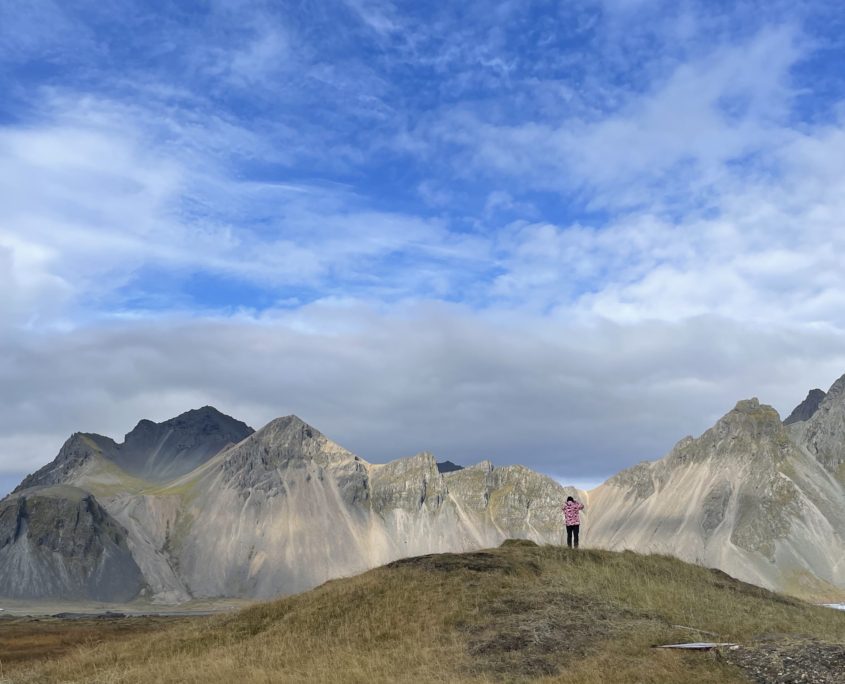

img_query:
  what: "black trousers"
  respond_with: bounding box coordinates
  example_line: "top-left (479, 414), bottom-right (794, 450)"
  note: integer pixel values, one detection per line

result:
top-left (566, 524), bottom-right (580, 548)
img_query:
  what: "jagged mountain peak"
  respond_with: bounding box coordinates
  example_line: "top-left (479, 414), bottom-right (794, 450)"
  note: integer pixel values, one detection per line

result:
top-left (64, 431), bottom-right (119, 456)
top-left (729, 397), bottom-right (779, 417)
top-left (191, 405), bottom-right (229, 416)
top-left (256, 414), bottom-right (316, 437)
top-left (660, 398), bottom-right (790, 470)
top-left (219, 415), bottom-right (360, 483)
top-left (787, 372), bottom-right (845, 478)
top-left (124, 405), bottom-right (252, 442)
top-left (371, 452), bottom-right (438, 481)
top-left (465, 459), bottom-right (494, 472)
top-left (826, 372), bottom-right (845, 399)
top-left (589, 376), bottom-right (845, 596)
top-left (784, 388), bottom-right (826, 425)
top-left (16, 407), bottom-right (257, 493)
top-left (111, 406), bottom-right (254, 482)
top-left (248, 415), bottom-right (339, 456)
top-left (717, 398), bottom-right (783, 435)
top-left (13, 432), bottom-right (118, 494)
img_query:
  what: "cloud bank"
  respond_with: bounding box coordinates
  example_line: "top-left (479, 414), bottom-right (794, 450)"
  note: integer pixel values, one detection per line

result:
top-left (2, 0), bottom-right (845, 493)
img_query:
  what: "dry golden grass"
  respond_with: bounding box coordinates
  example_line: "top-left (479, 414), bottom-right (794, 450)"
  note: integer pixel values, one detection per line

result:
top-left (0, 617), bottom-right (191, 669)
top-left (4, 541), bottom-right (844, 683)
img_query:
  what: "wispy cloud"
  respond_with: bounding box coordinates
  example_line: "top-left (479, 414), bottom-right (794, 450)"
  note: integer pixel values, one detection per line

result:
top-left (490, 142), bottom-right (845, 324)
top-left (425, 25), bottom-right (803, 212)
top-left (341, 0), bottom-right (400, 35)
top-left (0, 91), bottom-right (493, 324)
top-left (0, 0), bottom-right (97, 64)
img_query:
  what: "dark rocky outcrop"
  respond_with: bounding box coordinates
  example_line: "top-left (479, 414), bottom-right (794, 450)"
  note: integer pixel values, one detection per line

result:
top-left (112, 406), bottom-right (254, 481)
top-left (787, 373), bottom-right (845, 479)
top-left (17, 407), bottom-right (254, 493)
top-left (784, 388), bottom-right (826, 425)
top-left (700, 480), bottom-right (732, 541)
top-left (0, 486), bottom-right (144, 601)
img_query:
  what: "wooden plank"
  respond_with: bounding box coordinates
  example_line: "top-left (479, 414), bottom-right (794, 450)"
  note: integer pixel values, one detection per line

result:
top-left (654, 642), bottom-right (737, 650)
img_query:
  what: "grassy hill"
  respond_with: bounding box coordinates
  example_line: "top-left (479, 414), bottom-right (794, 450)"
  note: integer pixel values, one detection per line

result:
top-left (5, 541), bottom-right (845, 683)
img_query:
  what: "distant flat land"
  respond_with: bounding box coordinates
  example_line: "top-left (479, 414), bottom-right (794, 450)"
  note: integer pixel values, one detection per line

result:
top-left (0, 600), bottom-right (248, 674)
top-left (0, 597), bottom-right (251, 617)
top-left (0, 614), bottom-right (199, 667)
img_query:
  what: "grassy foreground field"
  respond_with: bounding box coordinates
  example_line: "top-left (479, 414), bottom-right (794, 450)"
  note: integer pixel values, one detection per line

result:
top-left (3, 541), bottom-right (844, 683)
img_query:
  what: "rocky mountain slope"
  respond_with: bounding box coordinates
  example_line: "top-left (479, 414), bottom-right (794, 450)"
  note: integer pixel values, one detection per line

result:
top-left (0, 485), bottom-right (143, 601)
top-left (587, 373), bottom-right (845, 599)
top-left (1, 411), bottom-right (574, 602)
top-left (2, 372), bottom-right (844, 604)
top-left (787, 374), bottom-right (845, 481)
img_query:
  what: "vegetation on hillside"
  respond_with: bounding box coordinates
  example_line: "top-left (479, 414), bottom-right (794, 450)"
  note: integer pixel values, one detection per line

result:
top-left (4, 541), bottom-right (844, 683)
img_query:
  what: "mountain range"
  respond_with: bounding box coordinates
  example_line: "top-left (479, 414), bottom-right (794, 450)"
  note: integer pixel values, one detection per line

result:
top-left (1, 373), bottom-right (844, 603)
top-left (0, 409), bottom-right (575, 602)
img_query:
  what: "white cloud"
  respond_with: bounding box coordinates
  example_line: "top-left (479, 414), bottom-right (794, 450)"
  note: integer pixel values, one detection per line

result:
top-left (0, 94), bottom-right (490, 324)
top-left (491, 148), bottom-right (845, 326)
top-left (1, 302), bottom-right (843, 488)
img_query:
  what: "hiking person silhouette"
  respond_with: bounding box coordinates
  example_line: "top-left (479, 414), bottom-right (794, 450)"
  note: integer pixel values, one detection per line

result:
top-left (562, 496), bottom-right (585, 548)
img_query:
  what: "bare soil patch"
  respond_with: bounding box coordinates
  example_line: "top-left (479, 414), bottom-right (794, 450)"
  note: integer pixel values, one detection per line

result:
top-left (464, 588), bottom-right (624, 678)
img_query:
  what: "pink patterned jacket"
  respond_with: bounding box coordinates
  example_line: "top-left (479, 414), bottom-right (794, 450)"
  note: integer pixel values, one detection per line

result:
top-left (562, 500), bottom-right (584, 526)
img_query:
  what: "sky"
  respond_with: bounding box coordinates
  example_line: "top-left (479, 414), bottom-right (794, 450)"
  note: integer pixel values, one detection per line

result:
top-left (2, 0), bottom-right (845, 496)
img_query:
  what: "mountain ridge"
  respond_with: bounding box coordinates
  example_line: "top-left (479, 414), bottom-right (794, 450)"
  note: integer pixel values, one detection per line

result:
top-left (784, 388), bottom-right (826, 425)
top-left (2, 373), bottom-right (845, 604)
top-left (588, 378), bottom-right (845, 600)
top-left (1, 408), bottom-right (577, 602)
top-left (786, 374), bottom-right (845, 480)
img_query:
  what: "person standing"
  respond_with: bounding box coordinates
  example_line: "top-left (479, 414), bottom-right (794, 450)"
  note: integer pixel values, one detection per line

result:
top-left (562, 496), bottom-right (585, 548)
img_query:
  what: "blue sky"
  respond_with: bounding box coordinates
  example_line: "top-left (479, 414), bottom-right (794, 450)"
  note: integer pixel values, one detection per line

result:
top-left (2, 0), bottom-right (845, 494)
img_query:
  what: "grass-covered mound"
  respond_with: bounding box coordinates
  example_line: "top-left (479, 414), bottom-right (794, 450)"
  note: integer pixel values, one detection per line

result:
top-left (8, 541), bottom-right (845, 683)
